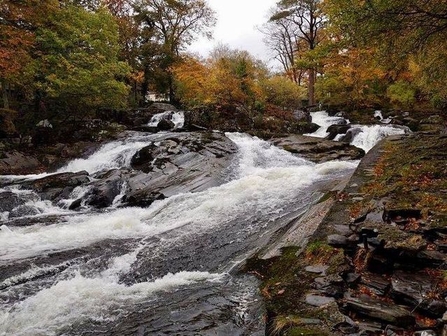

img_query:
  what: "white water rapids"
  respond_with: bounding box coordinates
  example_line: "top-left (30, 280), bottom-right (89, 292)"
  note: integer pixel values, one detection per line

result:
top-left (0, 115), bottom-right (401, 335)
top-left (309, 111), bottom-right (407, 152)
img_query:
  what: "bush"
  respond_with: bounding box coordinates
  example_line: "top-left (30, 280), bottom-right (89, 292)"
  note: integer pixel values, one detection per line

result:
top-left (386, 81), bottom-right (416, 108)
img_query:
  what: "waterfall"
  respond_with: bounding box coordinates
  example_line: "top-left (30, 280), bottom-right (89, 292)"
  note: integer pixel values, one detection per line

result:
top-left (308, 111), bottom-right (407, 152)
top-left (147, 111), bottom-right (185, 129)
top-left (305, 111), bottom-right (348, 138)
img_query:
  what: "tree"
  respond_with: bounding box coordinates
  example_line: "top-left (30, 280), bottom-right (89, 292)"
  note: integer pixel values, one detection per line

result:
top-left (133, 0), bottom-right (216, 102)
top-left (260, 75), bottom-right (306, 109)
top-left (270, 0), bottom-right (325, 106)
top-left (35, 5), bottom-right (130, 117)
top-left (261, 11), bottom-right (303, 84)
top-left (316, 44), bottom-right (388, 107)
top-left (326, 0), bottom-right (447, 106)
top-left (0, 0), bottom-right (59, 109)
top-left (173, 46), bottom-right (268, 109)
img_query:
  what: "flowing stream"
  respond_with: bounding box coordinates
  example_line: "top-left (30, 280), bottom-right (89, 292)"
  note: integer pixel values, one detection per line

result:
top-left (0, 112), bottom-right (404, 335)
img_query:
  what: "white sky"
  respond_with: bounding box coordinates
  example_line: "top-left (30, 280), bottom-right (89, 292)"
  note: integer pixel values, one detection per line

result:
top-left (188, 0), bottom-right (278, 66)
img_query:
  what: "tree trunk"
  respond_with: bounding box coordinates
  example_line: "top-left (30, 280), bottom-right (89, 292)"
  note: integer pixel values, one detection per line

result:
top-left (1, 79), bottom-right (9, 109)
top-left (308, 68), bottom-right (316, 106)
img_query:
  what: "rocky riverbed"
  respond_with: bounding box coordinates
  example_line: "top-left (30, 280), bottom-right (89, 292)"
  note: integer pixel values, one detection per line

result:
top-left (1, 105), bottom-right (442, 335)
top-left (248, 131), bottom-right (447, 336)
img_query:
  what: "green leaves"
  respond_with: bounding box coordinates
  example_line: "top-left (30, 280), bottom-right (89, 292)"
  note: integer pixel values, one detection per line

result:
top-left (36, 5), bottom-right (130, 114)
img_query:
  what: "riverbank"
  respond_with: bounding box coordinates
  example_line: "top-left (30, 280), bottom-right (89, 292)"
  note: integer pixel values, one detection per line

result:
top-left (247, 131), bottom-right (447, 335)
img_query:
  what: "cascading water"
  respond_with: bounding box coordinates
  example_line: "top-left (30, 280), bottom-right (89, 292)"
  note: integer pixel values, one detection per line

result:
top-left (306, 111), bottom-right (348, 138)
top-left (147, 111), bottom-right (185, 129)
top-left (0, 131), bottom-right (358, 335)
top-left (308, 110), bottom-right (408, 152)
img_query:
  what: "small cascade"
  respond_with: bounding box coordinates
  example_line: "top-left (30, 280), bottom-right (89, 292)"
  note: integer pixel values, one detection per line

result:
top-left (111, 181), bottom-right (128, 208)
top-left (374, 110), bottom-right (392, 124)
top-left (350, 124), bottom-right (407, 152)
top-left (57, 185), bottom-right (93, 210)
top-left (306, 111), bottom-right (348, 138)
top-left (308, 111), bottom-right (408, 152)
top-left (148, 111), bottom-right (185, 129)
top-left (0, 187), bottom-right (71, 222)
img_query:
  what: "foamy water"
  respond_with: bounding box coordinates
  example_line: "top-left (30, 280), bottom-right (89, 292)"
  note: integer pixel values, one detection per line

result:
top-left (0, 134), bottom-right (357, 262)
top-left (308, 111), bottom-right (407, 152)
top-left (0, 132), bottom-right (357, 335)
top-left (306, 111), bottom-right (348, 138)
top-left (148, 111), bottom-right (185, 129)
top-left (0, 268), bottom-right (222, 336)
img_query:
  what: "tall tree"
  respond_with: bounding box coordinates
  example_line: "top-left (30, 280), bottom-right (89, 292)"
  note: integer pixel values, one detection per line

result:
top-left (133, 0), bottom-right (216, 102)
top-left (261, 11), bottom-right (303, 84)
top-left (326, 0), bottom-right (447, 106)
top-left (35, 5), bottom-right (130, 117)
top-left (0, 0), bottom-right (58, 109)
top-left (270, 0), bottom-right (325, 106)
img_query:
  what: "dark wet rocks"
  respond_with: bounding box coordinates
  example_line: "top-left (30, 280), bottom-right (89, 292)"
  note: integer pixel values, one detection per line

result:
top-left (391, 271), bottom-right (447, 318)
top-left (326, 124), bottom-right (351, 140)
top-left (68, 132), bottom-right (236, 209)
top-left (301, 136), bottom-right (447, 334)
top-left (20, 171), bottom-right (90, 202)
top-left (344, 295), bottom-right (415, 327)
top-left (271, 135), bottom-right (365, 163)
top-left (83, 169), bottom-right (129, 209)
top-left (2, 132), bottom-right (238, 211)
top-left (0, 150), bottom-right (44, 175)
top-left (122, 132), bottom-right (237, 207)
top-left (0, 191), bottom-right (28, 212)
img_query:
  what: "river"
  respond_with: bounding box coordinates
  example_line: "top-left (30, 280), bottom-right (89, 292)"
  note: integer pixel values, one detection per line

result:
top-left (0, 111), bottom-right (406, 335)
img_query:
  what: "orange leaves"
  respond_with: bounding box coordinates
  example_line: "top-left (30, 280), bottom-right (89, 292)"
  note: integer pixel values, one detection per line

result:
top-left (173, 50), bottom-right (268, 108)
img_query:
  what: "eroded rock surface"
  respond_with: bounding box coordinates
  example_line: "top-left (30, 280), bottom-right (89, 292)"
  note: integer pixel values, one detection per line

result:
top-left (272, 135), bottom-right (365, 163)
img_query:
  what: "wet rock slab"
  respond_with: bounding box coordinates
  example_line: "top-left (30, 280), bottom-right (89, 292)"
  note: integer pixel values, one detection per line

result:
top-left (122, 132), bottom-right (237, 207)
top-left (0, 150), bottom-right (44, 175)
top-left (345, 295), bottom-right (415, 327)
top-left (271, 135), bottom-right (365, 163)
top-left (391, 271), bottom-right (447, 317)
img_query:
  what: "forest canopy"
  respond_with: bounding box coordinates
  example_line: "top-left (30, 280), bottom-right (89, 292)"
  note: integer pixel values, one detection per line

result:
top-left (1, 0), bottom-right (446, 128)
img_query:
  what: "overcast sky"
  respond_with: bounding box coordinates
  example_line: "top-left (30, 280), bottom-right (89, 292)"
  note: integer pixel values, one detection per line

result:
top-left (188, 0), bottom-right (278, 67)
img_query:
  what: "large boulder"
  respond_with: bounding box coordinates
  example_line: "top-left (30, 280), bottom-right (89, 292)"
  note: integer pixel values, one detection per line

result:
top-left (123, 132), bottom-right (237, 207)
top-left (326, 124), bottom-right (351, 140)
top-left (21, 171), bottom-right (90, 201)
top-left (0, 151), bottom-right (44, 175)
top-left (272, 135), bottom-right (365, 163)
